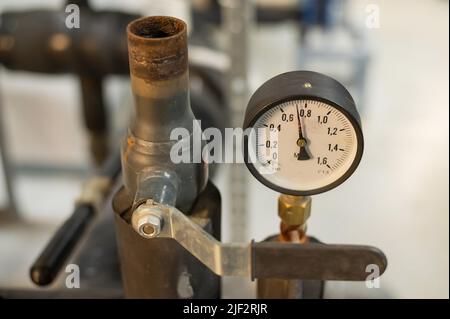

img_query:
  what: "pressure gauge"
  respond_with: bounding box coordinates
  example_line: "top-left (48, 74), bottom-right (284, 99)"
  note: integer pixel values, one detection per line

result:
top-left (243, 71), bottom-right (363, 196)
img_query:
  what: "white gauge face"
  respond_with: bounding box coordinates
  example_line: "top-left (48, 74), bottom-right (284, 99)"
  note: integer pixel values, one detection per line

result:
top-left (248, 99), bottom-right (360, 193)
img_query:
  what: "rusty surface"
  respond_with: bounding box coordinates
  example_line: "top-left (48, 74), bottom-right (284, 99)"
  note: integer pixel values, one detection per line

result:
top-left (127, 16), bottom-right (188, 81)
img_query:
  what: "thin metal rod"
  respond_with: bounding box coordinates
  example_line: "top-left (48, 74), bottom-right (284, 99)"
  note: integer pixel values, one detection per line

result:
top-left (221, 0), bottom-right (254, 242)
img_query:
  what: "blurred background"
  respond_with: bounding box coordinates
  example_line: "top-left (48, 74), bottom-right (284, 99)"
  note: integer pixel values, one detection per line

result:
top-left (0, 0), bottom-right (448, 298)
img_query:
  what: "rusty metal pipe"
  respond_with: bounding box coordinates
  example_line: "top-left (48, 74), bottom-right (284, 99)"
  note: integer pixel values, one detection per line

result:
top-left (122, 16), bottom-right (207, 212)
top-left (128, 16), bottom-right (192, 140)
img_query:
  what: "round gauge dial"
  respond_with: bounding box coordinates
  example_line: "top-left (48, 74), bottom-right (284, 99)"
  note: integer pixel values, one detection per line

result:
top-left (244, 71), bottom-right (363, 195)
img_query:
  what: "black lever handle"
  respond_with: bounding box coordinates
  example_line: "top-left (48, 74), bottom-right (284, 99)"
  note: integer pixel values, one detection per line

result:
top-left (29, 152), bottom-right (121, 286)
top-left (252, 242), bottom-right (387, 281)
top-left (30, 204), bottom-right (94, 286)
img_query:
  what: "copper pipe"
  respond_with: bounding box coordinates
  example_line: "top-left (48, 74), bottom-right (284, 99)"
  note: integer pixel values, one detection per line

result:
top-left (279, 222), bottom-right (308, 244)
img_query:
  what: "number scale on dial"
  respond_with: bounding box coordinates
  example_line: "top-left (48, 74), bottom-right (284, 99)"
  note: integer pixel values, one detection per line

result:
top-left (252, 99), bottom-right (358, 192)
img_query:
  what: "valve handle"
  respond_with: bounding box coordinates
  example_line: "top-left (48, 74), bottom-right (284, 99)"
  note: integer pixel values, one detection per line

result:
top-left (252, 241), bottom-right (387, 281)
top-left (133, 201), bottom-right (387, 281)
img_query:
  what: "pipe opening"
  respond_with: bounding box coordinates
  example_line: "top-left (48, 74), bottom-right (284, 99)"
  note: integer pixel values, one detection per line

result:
top-left (129, 16), bottom-right (185, 39)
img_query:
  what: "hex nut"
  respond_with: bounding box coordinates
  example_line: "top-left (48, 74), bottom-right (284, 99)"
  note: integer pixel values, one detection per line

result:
top-left (278, 195), bottom-right (311, 226)
top-left (131, 203), bottom-right (164, 238)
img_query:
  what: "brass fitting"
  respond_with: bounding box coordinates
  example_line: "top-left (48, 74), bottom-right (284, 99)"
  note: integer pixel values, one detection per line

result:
top-left (278, 195), bottom-right (311, 227)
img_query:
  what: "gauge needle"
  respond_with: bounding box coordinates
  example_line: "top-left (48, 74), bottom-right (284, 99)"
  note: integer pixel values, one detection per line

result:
top-left (296, 104), bottom-right (311, 160)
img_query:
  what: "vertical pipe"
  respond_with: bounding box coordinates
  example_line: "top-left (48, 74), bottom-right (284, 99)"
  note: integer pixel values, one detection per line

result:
top-left (127, 16), bottom-right (192, 141)
top-left (114, 16), bottom-right (218, 298)
top-left (123, 16), bottom-right (207, 212)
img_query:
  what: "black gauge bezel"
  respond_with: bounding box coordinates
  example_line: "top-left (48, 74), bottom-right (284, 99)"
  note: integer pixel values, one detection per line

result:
top-left (243, 95), bottom-right (364, 196)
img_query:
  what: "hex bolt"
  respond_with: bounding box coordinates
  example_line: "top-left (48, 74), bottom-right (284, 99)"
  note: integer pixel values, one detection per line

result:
top-left (131, 202), bottom-right (164, 239)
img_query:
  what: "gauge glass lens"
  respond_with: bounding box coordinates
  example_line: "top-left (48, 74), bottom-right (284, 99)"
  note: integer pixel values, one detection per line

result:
top-left (249, 99), bottom-right (359, 192)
